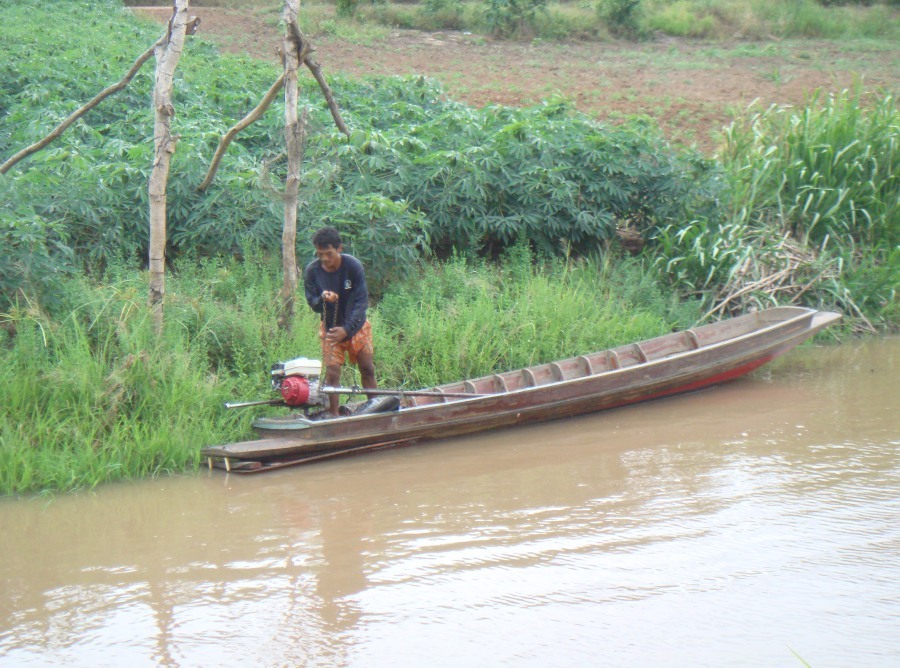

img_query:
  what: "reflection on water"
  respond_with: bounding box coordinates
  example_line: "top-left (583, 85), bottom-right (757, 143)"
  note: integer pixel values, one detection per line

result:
top-left (1, 340), bottom-right (898, 667)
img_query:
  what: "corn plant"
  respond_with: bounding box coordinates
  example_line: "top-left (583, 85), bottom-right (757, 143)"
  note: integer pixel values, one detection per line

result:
top-left (709, 86), bottom-right (899, 325)
top-left (722, 87), bottom-right (898, 251)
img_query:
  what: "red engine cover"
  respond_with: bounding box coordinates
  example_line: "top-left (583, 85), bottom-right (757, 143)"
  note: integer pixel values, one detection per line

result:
top-left (280, 375), bottom-right (310, 406)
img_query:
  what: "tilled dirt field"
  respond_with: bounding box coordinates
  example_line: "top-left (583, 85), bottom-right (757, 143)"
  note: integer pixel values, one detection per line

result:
top-left (132, 6), bottom-right (898, 152)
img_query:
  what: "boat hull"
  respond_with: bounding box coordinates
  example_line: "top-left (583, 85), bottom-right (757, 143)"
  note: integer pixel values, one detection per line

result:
top-left (201, 307), bottom-right (840, 468)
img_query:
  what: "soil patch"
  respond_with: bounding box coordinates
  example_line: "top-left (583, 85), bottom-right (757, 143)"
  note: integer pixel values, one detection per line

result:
top-left (132, 6), bottom-right (899, 153)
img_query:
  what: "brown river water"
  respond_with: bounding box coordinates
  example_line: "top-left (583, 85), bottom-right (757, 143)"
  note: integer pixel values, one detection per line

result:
top-left (1, 339), bottom-right (898, 667)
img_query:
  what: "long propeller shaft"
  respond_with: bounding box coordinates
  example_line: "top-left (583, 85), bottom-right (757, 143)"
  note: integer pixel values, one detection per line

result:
top-left (320, 386), bottom-right (487, 399)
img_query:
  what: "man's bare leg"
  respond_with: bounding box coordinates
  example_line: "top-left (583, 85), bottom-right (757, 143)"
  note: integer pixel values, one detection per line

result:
top-left (325, 363), bottom-right (342, 416)
top-left (356, 350), bottom-right (377, 392)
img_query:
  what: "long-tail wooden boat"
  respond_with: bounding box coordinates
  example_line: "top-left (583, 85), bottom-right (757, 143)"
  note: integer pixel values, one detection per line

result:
top-left (201, 306), bottom-right (840, 473)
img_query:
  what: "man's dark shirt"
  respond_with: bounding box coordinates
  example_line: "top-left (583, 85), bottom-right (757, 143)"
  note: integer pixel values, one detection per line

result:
top-left (303, 253), bottom-right (369, 339)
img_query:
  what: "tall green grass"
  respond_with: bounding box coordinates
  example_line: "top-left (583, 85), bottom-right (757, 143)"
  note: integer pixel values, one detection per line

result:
top-left (653, 86), bottom-right (898, 328)
top-left (0, 249), bottom-right (697, 496)
top-left (722, 87), bottom-right (897, 250)
top-left (375, 245), bottom-right (699, 387)
top-left (0, 302), bottom-right (231, 494)
top-left (0, 253), bottom-right (316, 497)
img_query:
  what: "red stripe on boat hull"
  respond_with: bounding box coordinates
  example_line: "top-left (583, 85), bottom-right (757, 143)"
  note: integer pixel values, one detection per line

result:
top-left (610, 354), bottom-right (775, 409)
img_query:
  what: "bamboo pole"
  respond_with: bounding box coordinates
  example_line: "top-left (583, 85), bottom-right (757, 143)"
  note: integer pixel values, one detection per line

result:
top-left (278, 0), bottom-right (302, 331)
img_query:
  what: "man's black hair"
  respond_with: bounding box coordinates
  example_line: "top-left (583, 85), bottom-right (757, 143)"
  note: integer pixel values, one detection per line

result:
top-left (312, 226), bottom-right (342, 249)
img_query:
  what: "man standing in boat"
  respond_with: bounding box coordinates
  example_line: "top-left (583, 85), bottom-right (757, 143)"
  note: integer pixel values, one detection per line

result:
top-left (303, 226), bottom-right (377, 416)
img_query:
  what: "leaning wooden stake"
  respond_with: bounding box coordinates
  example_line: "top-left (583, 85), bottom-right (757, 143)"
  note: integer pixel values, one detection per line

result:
top-left (149, 0), bottom-right (190, 332)
top-left (198, 72), bottom-right (286, 192)
top-left (0, 36), bottom-right (165, 175)
top-left (288, 20), bottom-right (350, 137)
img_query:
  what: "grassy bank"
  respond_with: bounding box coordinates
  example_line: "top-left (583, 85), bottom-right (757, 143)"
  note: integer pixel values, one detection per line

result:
top-left (1, 0), bottom-right (896, 495)
top-left (0, 250), bottom-right (698, 497)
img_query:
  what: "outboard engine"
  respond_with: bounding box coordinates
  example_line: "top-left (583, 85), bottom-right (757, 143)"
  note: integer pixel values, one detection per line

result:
top-left (269, 357), bottom-right (328, 409)
top-left (224, 356), bottom-right (401, 417)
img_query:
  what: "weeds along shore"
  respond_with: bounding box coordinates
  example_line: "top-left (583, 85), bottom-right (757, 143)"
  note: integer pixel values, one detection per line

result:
top-left (0, 251), bottom-right (700, 497)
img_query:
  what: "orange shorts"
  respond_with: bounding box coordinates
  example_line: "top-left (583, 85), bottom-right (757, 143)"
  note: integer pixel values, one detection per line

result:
top-left (319, 320), bottom-right (374, 367)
